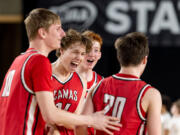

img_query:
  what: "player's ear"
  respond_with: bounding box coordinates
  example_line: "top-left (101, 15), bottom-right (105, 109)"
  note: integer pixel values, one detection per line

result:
top-left (142, 56), bottom-right (148, 65)
top-left (38, 28), bottom-right (47, 39)
top-left (59, 47), bottom-right (64, 55)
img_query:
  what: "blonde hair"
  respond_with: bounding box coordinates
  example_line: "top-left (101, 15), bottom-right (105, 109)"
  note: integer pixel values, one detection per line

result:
top-left (24, 8), bottom-right (60, 41)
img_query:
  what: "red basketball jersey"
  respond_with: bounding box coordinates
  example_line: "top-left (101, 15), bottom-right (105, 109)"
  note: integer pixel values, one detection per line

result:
top-left (87, 71), bottom-right (103, 90)
top-left (92, 73), bottom-right (152, 135)
top-left (52, 72), bottom-right (84, 135)
top-left (0, 48), bottom-right (53, 135)
top-left (86, 72), bottom-right (103, 135)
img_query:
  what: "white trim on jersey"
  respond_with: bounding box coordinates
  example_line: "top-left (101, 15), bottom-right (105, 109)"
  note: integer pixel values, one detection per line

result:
top-left (87, 72), bottom-right (97, 91)
top-left (138, 122), bottom-right (146, 135)
top-left (52, 73), bottom-right (73, 84)
top-left (76, 72), bottom-right (84, 90)
top-left (112, 74), bottom-right (141, 81)
top-left (21, 53), bottom-right (40, 94)
top-left (137, 84), bottom-right (150, 121)
top-left (21, 49), bottom-right (38, 55)
top-left (27, 96), bottom-right (37, 135)
top-left (92, 79), bottom-right (103, 98)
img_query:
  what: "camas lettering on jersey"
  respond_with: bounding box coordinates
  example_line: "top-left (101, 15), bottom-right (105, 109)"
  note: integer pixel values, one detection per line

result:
top-left (54, 89), bottom-right (78, 101)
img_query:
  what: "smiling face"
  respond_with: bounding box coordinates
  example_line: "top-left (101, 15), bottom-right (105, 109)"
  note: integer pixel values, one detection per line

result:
top-left (80, 40), bottom-right (101, 70)
top-left (60, 42), bottom-right (86, 73)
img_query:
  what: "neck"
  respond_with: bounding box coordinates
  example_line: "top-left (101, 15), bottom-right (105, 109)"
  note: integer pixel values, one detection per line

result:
top-left (29, 40), bottom-right (52, 57)
top-left (52, 59), bottom-right (71, 81)
top-left (119, 66), bottom-right (142, 78)
top-left (77, 67), bottom-right (93, 81)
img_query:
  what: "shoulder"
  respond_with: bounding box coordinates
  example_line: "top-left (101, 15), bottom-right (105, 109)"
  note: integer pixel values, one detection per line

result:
top-left (96, 72), bottom-right (104, 80)
top-left (144, 87), bottom-right (162, 108)
top-left (31, 54), bottom-right (49, 62)
top-left (145, 87), bottom-right (161, 99)
top-left (75, 72), bottom-right (86, 82)
top-left (75, 72), bottom-right (87, 88)
top-left (29, 54), bottom-right (51, 67)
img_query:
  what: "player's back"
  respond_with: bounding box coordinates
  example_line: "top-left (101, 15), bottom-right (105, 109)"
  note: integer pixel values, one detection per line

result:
top-left (0, 49), bottom-right (46, 135)
top-left (92, 73), bottom-right (151, 135)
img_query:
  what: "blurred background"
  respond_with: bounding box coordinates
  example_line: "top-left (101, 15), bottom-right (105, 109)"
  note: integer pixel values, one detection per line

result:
top-left (0, 0), bottom-right (180, 101)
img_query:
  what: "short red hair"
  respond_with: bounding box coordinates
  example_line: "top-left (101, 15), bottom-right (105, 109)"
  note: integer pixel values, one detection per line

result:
top-left (82, 30), bottom-right (103, 48)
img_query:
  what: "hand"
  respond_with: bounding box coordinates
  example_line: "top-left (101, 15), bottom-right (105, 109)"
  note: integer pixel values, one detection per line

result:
top-left (46, 124), bottom-right (60, 135)
top-left (90, 110), bottom-right (122, 135)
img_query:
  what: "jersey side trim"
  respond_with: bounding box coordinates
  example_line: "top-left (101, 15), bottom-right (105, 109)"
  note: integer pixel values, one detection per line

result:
top-left (76, 72), bottom-right (84, 90)
top-left (26, 96), bottom-right (38, 135)
top-left (92, 79), bottom-right (103, 98)
top-left (33, 108), bottom-right (39, 135)
top-left (21, 53), bottom-right (40, 95)
top-left (137, 121), bottom-right (146, 135)
top-left (23, 94), bottom-right (31, 135)
top-left (87, 72), bottom-right (97, 91)
top-left (136, 84), bottom-right (150, 121)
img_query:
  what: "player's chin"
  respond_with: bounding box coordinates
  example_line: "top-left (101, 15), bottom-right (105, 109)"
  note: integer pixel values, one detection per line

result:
top-left (69, 67), bottom-right (77, 73)
top-left (53, 43), bottom-right (60, 50)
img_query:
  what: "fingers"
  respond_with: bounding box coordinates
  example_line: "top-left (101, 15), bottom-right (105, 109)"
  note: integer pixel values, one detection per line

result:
top-left (103, 128), bottom-right (114, 135)
top-left (106, 124), bottom-right (120, 131)
top-left (107, 116), bottom-right (120, 121)
top-left (107, 120), bottom-right (122, 127)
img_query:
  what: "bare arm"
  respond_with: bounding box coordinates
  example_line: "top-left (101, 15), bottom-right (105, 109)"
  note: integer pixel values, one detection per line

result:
top-left (35, 91), bottom-right (121, 134)
top-left (143, 88), bottom-right (162, 135)
top-left (75, 91), bottom-right (95, 135)
top-left (76, 88), bottom-right (122, 135)
top-left (74, 75), bottom-right (88, 114)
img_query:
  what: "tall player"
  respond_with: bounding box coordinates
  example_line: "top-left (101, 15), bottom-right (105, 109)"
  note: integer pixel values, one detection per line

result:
top-left (0, 8), bottom-right (121, 135)
top-left (83, 32), bottom-right (162, 135)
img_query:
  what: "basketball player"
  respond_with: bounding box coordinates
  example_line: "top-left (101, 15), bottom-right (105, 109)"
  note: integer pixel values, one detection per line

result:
top-left (0, 8), bottom-right (120, 135)
top-left (46, 29), bottom-right (121, 135)
top-left (82, 32), bottom-right (162, 135)
top-left (77, 30), bottom-right (103, 98)
top-left (76, 30), bottom-right (104, 135)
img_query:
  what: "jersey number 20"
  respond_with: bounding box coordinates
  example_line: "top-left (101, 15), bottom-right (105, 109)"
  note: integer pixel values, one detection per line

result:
top-left (104, 94), bottom-right (126, 121)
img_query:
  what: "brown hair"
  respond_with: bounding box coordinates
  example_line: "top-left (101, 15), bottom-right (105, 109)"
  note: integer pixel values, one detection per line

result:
top-left (56, 29), bottom-right (92, 57)
top-left (115, 32), bottom-right (149, 67)
top-left (24, 8), bottom-right (60, 41)
top-left (82, 30), bottom-right (103, 48)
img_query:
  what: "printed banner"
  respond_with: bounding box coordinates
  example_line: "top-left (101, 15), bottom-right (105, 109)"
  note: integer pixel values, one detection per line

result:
top-left (37, 0), bottom-right (180, 47)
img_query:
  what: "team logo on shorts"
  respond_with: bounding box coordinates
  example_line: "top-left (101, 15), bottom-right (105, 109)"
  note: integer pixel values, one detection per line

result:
top-left (49, 0), bottom-right (98, 31)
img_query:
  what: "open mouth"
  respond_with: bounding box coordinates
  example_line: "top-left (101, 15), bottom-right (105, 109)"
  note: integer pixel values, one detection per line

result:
top-left (71, 62), bottom-right (78, 68)
top-left (87, 59), bottom-right (94, 64)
